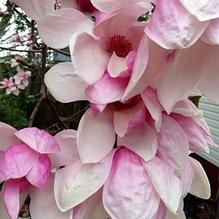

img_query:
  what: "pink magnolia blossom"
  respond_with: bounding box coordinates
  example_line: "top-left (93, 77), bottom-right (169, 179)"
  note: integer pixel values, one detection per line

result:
top-left (0, 77), bottom-right (20, 96)
top-left (53, 130), bottom-right (210, 219)
top-left (14, 70), bottom-right (31, 89)
top-left (0, 123), bottom-right (78, 219)
top-left (43, 3), bottom-right (170, 105)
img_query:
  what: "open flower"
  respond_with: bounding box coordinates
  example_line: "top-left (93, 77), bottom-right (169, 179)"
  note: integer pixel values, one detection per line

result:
top-left (54, 130), bottom-right (210, 219)
top-left (43, 2), bottom-right (170, 105)
top-left (0, 77), bottom-right (19, 96)
top-left (0, 123), bottom-right (78, 219)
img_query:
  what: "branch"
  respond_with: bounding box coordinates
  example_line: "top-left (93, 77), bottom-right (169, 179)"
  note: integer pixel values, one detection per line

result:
top-left (49, 48), bottom-right (71, 56)
top-left (0, 46), bottom-right (41, 53)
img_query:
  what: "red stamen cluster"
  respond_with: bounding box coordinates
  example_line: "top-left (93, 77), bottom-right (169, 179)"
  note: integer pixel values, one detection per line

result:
top-left (108, 35), bottom-right (133, 58)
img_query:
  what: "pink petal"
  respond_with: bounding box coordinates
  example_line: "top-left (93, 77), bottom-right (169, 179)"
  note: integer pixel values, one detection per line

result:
top-left (70, 32), bottom-right (109, 85)
top-left (197, 45), bottom-right (219, 103)
top-left (202, 19), bottom-right (219, 45)
top-left (157, 41), bottom-right (209, 113)
top-left (114, 101), bottom-right (145, 137)
top-left (151, 202), bottom-right (168, 219)
top-left (103, 148), bottom-right (160, 219)
top-left (50, 130), bottom-right (80, 167)
top-left (77, 108), bottom-right (115, 163)
top-left (172, 114), bottom-right (209, 153)
top-left (15, 128), bottom-right (60, 154)
top-left (12, 0), bottom-right (55, 21)
top-left (29, 176), bottom-right (71, 219)
top-left (172, 99), bottom-right (201, 117)
top-left (0, 144), bottom-right (38, 181)
top-left (141, 87), bottom-right (163, 131)
top-left (3, 179), bottom-right (29, 219)
top-left (180, 160), bottom-right (194, 196)
top-left (44, 62), bottom-right (88, 103)
top-left (122, 39), bottom-right (169, 101)
top-left (158, 115), bottom-right (189, 170)
top-left (26, 154), bottom-right (51, 188)
top-left (73, 190), bottom-right (109, 219)
top-left (179, 0), bottom-right (219, 21)
top-left (38, 8), bottom-right (94, 48)
top-left (0, 122), bottom-right (21, 151)
top-left (91, 0), bottom-right (150, 12)
top-left (86, 73), bottom-right (129, 105)
top-left (189, 157), bottom-right (210, 199)
top-left (54, 151), bottom-right (115, 211)
top-left (145, 0), bottom-right (209, 49)
top-left (107, 53), bottom-right (128, 78)
top-left (122, 35), bottom-right (149, 100)
top-left (144, 157), bottom-right (182, 213)
top-left (0, 194), bottom-right (10, 219)
top-left (118, 123), bottom-right (158, 162)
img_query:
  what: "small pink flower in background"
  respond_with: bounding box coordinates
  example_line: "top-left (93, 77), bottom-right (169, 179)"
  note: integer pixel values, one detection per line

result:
top-left (0, 77), bottom-right (19, 96)
top-left (0, 123), bottom-right (77, 219)
top-left (11, 34), bottom-right (21, 43)
top-left (14, 70), bottom-right (31, 89)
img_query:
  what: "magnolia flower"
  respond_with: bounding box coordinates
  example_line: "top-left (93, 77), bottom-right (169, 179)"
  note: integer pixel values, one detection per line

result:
top-left (43, 2), bottom-right (170, 105)
top-left (0, 77), bottom-right (19, 96)
top-left (0, 123), bottom-right (78, 219)
top-left (53, 128), bottom-right (210, 219)
top-left (14, 70), bottom-right (31, 88)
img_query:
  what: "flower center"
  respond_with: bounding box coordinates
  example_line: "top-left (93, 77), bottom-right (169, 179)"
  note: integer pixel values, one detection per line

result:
top-left (108, 35), bottom-right (132, 58)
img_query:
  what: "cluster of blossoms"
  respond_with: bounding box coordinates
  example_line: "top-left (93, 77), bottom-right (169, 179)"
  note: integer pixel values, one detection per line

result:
top-left (1, 0), bottom-right (219, 218)
top-left (0, 69), bottom-right (31, 96)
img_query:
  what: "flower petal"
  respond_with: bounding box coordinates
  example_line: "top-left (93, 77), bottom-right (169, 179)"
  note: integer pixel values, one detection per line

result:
top-left (86, 73), bottom-right (129, 104)
top-left (103, 148), bottom-right (160, 219)
top-left (197, 45), bottom-right (219, 103)
top-left (12, 0), bottom-right (55, 21)
top-left (145, 0), bottom-right (209, 49)
top-left (144, 157), bottom-right (182, 213)
top-left (77, 109), bottom-right (115, 163)
top-left (0, 144), bottom-right (38, 181)
top-left (73, 190), bottom-right (110, 219)
top-left (157, 41), bottom-right (209, 113)
top-left (179, 0), bottom-right (219, 21)
top-left (114, 101), bottom-right (145, 137)
top-left (0, 122), bottom-right (20, 151)
top-left (107, 53), bottom-right (128, 78)
top-left (38, 8), bottom-right (94, 48)
top-left (70, 32), bottom-right (109, 85)
top-left (158, 115), bottom-right (189, 171)
top-left (50, 130), bottom-right (80, 167)
top-left (15, 128), bottom-right (60, 154)
top-left (54, 151), bottom-right (115, 211)
top-left (26, 154), bottom-right (51, 188)
top-left (189, 157), bottom-right (211, 199)
top-left (3, 179), bottom-right (29, 219)
top-left (172, 114), bottom-right (209, 153)
top-left (91, 0), bottom-right (149, 12)
top-left (29, 176), bottom-right (71, 219)
top-left (118, 123), bottom-right (158, 162)
top-left (122, 35), bottom-right (149, 100)
top-left (202, 19), bottom-right (219, 45)
top-left (141, 87), bottom-right (163, 131)
top-left (45, 62), bottom-right (88, 103)
top-left (0, 194), bottom-right (10, 219)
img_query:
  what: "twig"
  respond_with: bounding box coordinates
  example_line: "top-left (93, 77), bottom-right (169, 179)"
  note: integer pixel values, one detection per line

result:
top-left (0, 46), bottom-right (41, 53)
top-left (49, 48), bottom-right (71, 56)
top-left (46, 98), bottom-right (68, 129)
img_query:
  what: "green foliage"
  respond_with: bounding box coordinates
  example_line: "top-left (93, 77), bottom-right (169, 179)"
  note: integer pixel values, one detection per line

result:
top-left (0, 93), bottom-right (28, 129)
